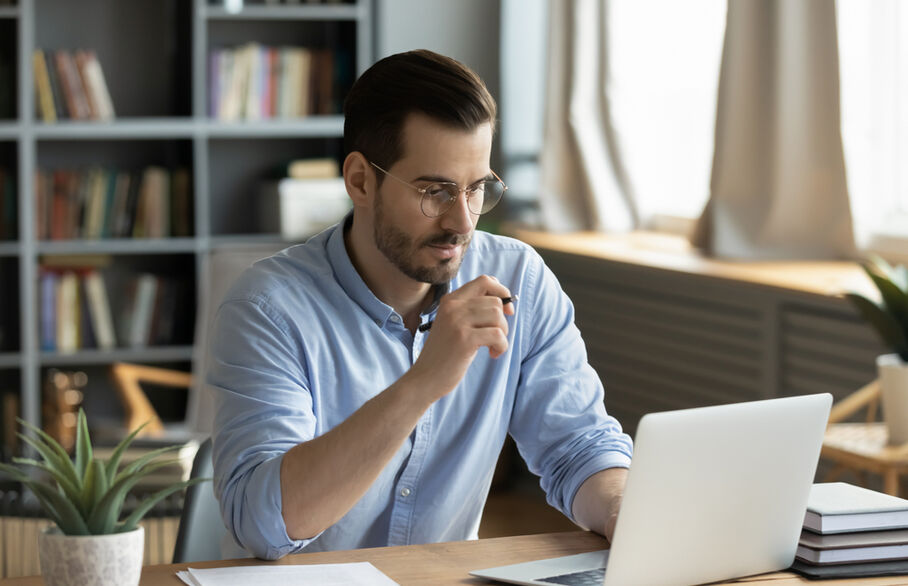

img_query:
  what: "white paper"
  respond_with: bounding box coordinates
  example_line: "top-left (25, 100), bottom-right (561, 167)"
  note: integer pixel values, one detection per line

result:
top-left (176, 562), bottom-right (399, 586)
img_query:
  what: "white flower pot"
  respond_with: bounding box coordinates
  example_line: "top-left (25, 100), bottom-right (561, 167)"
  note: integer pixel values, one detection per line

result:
top-left (879, 353), bottom-right (908, 445)
top-left (38, 525), bottom-right (144, 586)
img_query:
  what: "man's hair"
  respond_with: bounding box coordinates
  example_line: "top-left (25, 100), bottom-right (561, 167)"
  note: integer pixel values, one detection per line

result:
top-left (343, 50), bottom-right (497, 174)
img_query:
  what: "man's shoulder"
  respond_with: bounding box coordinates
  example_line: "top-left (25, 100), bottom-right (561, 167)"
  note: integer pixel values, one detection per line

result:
top-left (469, 230), bottom-right (539, 257)
top-left (223, 231), bottom-right (334, 308)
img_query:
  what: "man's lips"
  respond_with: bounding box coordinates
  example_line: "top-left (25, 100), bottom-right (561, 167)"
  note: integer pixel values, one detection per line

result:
top-left (427, 243), bottom-right (461, 259)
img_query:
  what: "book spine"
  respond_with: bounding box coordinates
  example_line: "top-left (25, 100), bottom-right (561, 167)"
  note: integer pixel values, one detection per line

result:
top-left (39, 270), bottom-right (57, 352)
top-left (129, 274), bottom-right (158, 348)
top-left (32, 50), bottom-right (57, 123)
top-left (84, 270), bottom-right (116, 349)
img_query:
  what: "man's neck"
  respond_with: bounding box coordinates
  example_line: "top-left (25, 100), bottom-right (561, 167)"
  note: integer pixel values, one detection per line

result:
top-left (344, 216), bottom-right (435, 330)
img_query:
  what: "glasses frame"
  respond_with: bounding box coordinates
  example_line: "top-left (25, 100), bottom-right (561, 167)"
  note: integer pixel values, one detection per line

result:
top-left (369, 161), bottom-right (508, 218)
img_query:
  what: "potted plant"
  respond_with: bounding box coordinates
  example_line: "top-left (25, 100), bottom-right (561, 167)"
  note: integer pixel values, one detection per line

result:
top-left (0, 410), bottom-right (207, 586)
top-left (845, 256), bottom-right (908, 444)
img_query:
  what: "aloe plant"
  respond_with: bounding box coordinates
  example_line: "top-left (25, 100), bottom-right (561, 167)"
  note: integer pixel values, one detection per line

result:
top-left (0, 409), bottom-right (207, 535)
top-left (844, 256), bottom-right (908, 362)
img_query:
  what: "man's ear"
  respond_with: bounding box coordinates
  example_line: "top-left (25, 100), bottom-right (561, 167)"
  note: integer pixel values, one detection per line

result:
top-left (343, 152), bottom-right (373, 207)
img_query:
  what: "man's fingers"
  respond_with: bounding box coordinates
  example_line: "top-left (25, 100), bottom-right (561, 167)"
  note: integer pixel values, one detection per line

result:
top-left (455, 274), bottom-right (512, 300)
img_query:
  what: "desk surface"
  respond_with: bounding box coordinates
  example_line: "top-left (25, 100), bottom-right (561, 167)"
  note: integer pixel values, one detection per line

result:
top-left (4, 531), bottom-right (908, 585)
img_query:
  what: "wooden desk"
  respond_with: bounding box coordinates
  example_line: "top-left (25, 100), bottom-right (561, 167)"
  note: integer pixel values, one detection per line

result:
top-left (4, 531), bottom-right (908, 585)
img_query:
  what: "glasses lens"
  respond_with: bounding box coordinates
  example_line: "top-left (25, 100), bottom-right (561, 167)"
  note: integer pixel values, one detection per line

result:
top-left (470, 181), bottom-right (504, 215)
top-left (419, 181), bottom-right (505, 217)
top-left (420, 184), bottom-right (459, 217)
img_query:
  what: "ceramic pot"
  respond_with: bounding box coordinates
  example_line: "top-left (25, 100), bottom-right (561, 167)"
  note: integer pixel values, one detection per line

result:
top-left (879, 353), bottom-right (908, 445)
top-left (38, 525), bottom-right (144, 586)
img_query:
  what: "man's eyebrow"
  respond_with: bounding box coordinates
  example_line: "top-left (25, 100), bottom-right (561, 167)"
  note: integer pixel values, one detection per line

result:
top-left (413, 173), bottom-right (495, 185)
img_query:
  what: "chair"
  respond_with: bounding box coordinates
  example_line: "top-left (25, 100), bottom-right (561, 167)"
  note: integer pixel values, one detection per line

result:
top-left (172, 437), bottom-right (229, 563)
top-left (821, 379), bottom-right (908, 496)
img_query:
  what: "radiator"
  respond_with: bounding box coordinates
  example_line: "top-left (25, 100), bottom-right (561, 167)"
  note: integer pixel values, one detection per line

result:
top-left (538, 249), bottom-right (884, 437)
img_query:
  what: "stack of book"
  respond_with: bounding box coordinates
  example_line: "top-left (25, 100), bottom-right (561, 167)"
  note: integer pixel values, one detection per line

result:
top-left (39, 261), bottom-right (186, 353)
top-left (32, 49), bottom-right (115, 122)
top-left (793, 482), bottom-right (908, 578)
top-left (208, 43), bottom-right (352, 120)
top-left (34, 166), bottom-right (192, 241)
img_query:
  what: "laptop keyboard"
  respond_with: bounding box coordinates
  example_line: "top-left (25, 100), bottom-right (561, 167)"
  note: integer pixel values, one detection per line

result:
top-left (538, 567), bottom-right (606, 585)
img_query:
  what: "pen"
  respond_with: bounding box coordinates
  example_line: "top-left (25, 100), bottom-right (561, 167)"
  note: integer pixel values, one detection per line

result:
top-left (418, 295), bottom-right (517, 332)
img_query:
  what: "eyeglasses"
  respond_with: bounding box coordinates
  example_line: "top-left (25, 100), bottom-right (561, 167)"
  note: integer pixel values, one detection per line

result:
top-left (370, 162), bottom-right (507, 218)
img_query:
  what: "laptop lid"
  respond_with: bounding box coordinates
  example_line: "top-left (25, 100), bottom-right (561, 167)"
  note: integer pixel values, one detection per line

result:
top-left (471, 393), bottom-right (832, 586)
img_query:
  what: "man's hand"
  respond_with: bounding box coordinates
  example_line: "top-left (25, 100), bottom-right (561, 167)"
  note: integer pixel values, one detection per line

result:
top-left (572, 467), bottom-right (628, 544)
top-left (408, 275), bottom-right (515, 399)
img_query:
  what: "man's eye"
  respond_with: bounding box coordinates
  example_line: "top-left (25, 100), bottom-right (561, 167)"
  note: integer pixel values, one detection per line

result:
top-left (426, 186), bottom-right (451, 198)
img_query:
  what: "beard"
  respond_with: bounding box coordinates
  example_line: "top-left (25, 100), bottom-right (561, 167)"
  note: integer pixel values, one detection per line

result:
top-left (373, 189), bottom-right (472, 284)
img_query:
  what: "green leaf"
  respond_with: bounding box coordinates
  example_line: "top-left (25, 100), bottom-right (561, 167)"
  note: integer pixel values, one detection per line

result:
top-left (15, 433), bottom-right (82, 503)
top-left (74, 409), bottom-right (93, 482)
top-left (15, 419), bottom-right (81, 490)
top-left (118, 477), bottom-right (210, 533)
top-left (103, 420), bottom-right (151, 480)
top-left (114, 445), bottom-right (184, 485)
top-left (0, 464), bottom-right (90, 535)
top-left (866, 271), bottom-right (908, 334)
top-left (86, 459), bottom-right (177, 535)
top-left (845, 293), bottom-right (908, 357)
top-left (80, 459), bottom-right (108, 519)
top-left (11, 456), bottom-right (83, 514)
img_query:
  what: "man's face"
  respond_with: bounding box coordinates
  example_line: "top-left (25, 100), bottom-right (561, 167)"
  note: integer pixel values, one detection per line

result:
top-left (371, 113), bottom-right (493, 285)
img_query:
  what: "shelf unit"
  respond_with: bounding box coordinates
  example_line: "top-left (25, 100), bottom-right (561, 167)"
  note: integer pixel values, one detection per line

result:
top-left (1, 0), bottom-right (374, 436)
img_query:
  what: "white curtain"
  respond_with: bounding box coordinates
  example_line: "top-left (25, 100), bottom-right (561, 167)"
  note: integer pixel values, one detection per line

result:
top-left (537, 0), bottom-right (724, 233)
top-left (691, 0), bottom-right (856, 259)
top-left (538, 0), bottom-right (638, 232)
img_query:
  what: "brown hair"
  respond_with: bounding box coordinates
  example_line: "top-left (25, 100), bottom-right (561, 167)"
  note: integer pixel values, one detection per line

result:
top-left (343, 50), bottom-right (497, 175)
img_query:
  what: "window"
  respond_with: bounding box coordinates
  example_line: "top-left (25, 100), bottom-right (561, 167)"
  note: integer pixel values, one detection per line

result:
top-left (837, 0), bottom-right (908, 254)
top-left (606, 0), bottom-right (726, 226)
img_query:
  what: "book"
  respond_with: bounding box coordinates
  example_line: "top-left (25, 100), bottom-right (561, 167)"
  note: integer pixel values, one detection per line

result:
top-left (128, 273), bottom-right (158, 348)
top-left (32, 49), bottom-right (57, 123)
top-left (797, 527), bottom-right (908, 565)
top-left (282, 157), bottom-right (339, 180)
top-left (56, 270), bottom-right (80, 354)
top-left (75, 50), bottom-right (115, 121)
top-left (804, 482), bottom-right (908, 534)
top-left (83, 270), bottom-right (116, 350)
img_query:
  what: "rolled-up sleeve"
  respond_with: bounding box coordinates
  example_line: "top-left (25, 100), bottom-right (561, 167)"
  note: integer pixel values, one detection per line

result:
top-left (207, 296), bottom-right (321, 559)
top-left (508, 258), bottom-right (633, 521)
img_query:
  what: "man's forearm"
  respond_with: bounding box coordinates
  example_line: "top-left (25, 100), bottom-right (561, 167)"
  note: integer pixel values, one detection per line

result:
top-left (572, 467), bottom-right (629, 544)
top-left (279, 369), bottom-right (438, 540)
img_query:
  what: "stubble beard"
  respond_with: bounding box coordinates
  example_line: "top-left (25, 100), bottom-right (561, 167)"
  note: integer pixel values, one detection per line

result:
top-left (373, 189), bottom-right (472, 285)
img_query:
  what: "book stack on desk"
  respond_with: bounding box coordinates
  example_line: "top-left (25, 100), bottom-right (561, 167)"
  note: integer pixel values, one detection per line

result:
top-left (792, 482), bottom-right (908, 578)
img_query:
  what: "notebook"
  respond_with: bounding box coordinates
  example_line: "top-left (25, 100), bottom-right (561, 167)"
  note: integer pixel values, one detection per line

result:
top-left (471, 393), bottom-right (832, 586)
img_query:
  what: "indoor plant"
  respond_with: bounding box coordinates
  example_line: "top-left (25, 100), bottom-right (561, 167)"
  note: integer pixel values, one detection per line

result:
top-left (845, 256), bottom-right (908, 443)
top-left (0, 410), bottom-right (207, 586)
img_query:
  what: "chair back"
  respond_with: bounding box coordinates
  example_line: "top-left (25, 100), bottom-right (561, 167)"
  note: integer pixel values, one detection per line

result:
top-left (172, 437), bottom-right (228, 563)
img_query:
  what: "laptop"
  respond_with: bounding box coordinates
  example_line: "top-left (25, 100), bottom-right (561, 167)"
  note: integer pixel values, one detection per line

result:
top-left (471, 393), bottom-right (832, 586)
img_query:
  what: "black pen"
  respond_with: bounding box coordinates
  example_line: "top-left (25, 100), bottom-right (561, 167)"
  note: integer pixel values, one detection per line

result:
top-left (418, 295), bottom-right (517, 332)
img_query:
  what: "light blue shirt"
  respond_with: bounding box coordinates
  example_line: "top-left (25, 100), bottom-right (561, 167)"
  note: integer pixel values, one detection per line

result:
top-left (208, 217), bottom-right (632, 560)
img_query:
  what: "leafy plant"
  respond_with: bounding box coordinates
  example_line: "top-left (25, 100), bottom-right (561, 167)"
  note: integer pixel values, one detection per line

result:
top-left (0, 410), bottom-right (207, 535)
top-left (845, 256), bottom-right (908, 362)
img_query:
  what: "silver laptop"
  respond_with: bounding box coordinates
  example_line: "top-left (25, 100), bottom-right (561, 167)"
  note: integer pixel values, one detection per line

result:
top-left (471, 393), bottom-right (832, 586)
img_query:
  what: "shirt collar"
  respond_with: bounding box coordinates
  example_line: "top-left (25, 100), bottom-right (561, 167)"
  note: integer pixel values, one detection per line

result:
top-left (326, 213), bottom-right (452, 328)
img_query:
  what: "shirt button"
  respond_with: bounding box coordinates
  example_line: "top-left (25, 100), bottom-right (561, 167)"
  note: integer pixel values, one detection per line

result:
top-left (400, 487), bottom-right (411, 497)
top-left (390, 315), bottom-right (401, 324)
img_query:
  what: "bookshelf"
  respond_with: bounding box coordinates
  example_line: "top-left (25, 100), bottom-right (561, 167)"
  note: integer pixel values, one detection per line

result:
top-left (1, 0), bottom-right (374, 440)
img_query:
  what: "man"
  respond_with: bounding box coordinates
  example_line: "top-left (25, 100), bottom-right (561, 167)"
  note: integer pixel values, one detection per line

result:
top-left (209, 50), bottom-right (632, 560)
